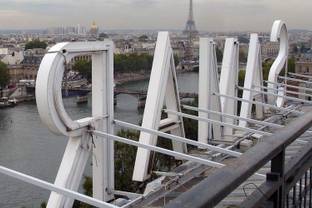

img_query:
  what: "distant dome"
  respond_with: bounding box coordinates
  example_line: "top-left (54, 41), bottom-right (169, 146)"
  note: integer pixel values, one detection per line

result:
top-left (90, 21), bottom-right (99, 37)
top-left (91, 21), bottom-right (98, 30)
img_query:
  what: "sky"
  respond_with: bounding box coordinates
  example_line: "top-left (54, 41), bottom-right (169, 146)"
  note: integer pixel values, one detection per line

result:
top-left (0, 0), bottom-right (311, 32)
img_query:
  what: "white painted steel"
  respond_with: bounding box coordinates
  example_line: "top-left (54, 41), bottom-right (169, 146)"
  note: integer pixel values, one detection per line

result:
top-left (288, 72), bottom-right (312, 79)
top-left (0, 166), bottom-right (117, 208)
top-left (36, 41), bottom-right (116, 206)
top-left (164, 109), bottom-right (272, 136)
top-left (213, 92), bottom-right (304, 115)
top-left (92, 131), bottom-right (225, 168)
top-left (132, 32), bottom-right (186, 182)
top-left (36, 42), bottom-right (111, 136)
top-left (92, 131), bottom-right (271, 181)
top-left (183, 105), bottom-right (312, 136)
top-left (91, 47), bottom-right (115, 201)
top-left (254, 85), bottom-right (312, 98)
top-left (219, 38), bottom-right (239, 137)
top-left (239, 34), bottom-right (264, 127)
top-left (264, 80), bottom-right (312, 93)
top-left (183, 105), bottom-right (283, 129)
top-left (36, 42), bottom-right (78, 136)
top-left (198, 38), bottom-right (222, 144)
top-left (267, 20), bottom-right (288, 107)
top-left (47, 133), bottom-right (91, 208)
top-left (278, 76), bottom-right (312, 85)
top-left (114, 119), bottom-right (242, 157)
top-left (237, 86), bottom-right (312, 104)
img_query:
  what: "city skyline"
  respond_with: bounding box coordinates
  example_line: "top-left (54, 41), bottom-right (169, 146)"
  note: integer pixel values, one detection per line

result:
top-left (0, 0), bottom-right (311, 32)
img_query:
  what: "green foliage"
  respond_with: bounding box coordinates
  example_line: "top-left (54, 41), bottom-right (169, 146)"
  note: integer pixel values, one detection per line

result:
top-left (237, 70), bottom-right (246, 115)
top-left (25, 39), bottom-right (47, 50)
top-left (72, 54), bottom-right (154, 81)
top-left (239, 49), bottom-right (247, 63)
top-left (72, 60), bottom-right (92, 81)
top-left (83, 176), bottom-right (92, 196)
top-left (216, 46), bottom-right (223, 63)
top-left (114, 53), bottom-right (153, 73)
top-left (99, 33), bottom-right (109, 39)
top-left (138, 35), bottom-right (148, 42)
top-left (262, 58), bottom-right (295, 81)
top-left (182, 97), bottom-right (198, 141)
top-left (71, 176), bottom-right (95, 208)
top-left (174, 54), bottom-right (180, 67)
top-left (288, 57), bottom-right (296, 73)
top-left (238, 70), bottom-right (246, 87)
top-left (21, 202), bottom-right (47, 208)
top-left (0, 61), bottom-right (9, 89)
top-left (34, 97), bottom-right (209, 208)
top-left (262, 60), bottom-right (273, 81)
top-left (293, 45), bottom-right (298, 54)
top-left (40, 202), bottom-right (47, 208)
top-left (115, 129), bottom-right (141, 192)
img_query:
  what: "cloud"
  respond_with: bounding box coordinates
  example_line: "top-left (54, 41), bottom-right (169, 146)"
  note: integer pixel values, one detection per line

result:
top-left (0, 0), bottom-right (310, 31)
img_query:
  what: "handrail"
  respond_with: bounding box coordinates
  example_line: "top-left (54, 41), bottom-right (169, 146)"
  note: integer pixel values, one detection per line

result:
top-left (165, 110), bottom-right (312, 208)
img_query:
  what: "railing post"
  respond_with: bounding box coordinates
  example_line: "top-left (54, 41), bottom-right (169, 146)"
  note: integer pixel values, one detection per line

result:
top-left (268, 149), bottom-right (285, 208)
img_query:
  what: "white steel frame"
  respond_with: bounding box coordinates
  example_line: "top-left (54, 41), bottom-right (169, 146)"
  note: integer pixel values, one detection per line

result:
top-left (267, 20), bottom-right (289, 107)
top-left (36, 41), bottom-right (115, 207)
top-left (219, 38), bottom-right (239, 137)
top-left (198, 38), bottom-right (223, 144)
top-left (239, 34), bottom-right (264, 128)
top-left (254, 84), bottom-right (312, 98)
top-left (264, 80), bottom-right (312, 93)
top-left (132, 32), bottom-right (187, 182)
top-left (1, 19), bottom-right (309, 208)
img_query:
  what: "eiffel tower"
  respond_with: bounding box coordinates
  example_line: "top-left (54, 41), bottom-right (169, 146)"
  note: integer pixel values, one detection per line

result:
top-left (182, 0), bottom-right (198, 70)
top-left (183, 0), bottom-right (198, 37)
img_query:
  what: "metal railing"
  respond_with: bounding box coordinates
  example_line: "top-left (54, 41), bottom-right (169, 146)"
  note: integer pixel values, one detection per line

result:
top-left (165, 110), bottom-right (312, 208)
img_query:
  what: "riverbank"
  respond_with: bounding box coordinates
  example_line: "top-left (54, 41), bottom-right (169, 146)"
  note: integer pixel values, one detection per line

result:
top-left (115, 72), bottom-right (150, 85)
top-left (115, 69), bottom-right (196, 85)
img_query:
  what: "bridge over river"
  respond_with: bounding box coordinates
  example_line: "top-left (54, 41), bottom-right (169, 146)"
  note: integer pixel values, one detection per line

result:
top-left (114, 88), bottom-right (198, 99)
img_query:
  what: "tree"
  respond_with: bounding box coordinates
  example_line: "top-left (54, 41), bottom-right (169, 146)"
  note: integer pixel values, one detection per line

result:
top-left (293, 45), bottom-right (298, 54)
top-left (183, 97), bottom-right (198, 141)
top-left (99, 33), bottom-right (109, 41)
top-left (72, 54), bottom-right (154, 82)
top-left (138, 35), bottom-right (148, 42)
top-left (25, 39), bottom-right (47, 50)
top-left (262, 59), bottom-right (273, 81)
top-left (288, 57), bottom-right (296, 73)
top-left (238, 70), bottom-right (246, 87)
top-left (239, 49), bottom-right (247, 63)
top-left (216, 46), bottom-right (223, 63)
top-left (72, 60), bottom-right (92, 81)
top-left (174, 54), bottom-right (180, 67)
top-left (114, 53), bottom-right (153, 73)
top-left (0, 61), bottom-right (9, 97)
top-left (115, 129), bottom-right (141, 192)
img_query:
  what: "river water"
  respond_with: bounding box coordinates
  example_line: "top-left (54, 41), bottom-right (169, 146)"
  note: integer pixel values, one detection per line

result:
top-left (0, 72), bottom-right (198, 208)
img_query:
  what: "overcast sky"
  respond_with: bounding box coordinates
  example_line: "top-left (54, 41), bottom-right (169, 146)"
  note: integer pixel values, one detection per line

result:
top-left (0, 0), bottom-right (311, 31)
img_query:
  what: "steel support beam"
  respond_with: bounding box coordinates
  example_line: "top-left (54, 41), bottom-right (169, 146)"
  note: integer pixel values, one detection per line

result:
top-left (213, 92), bottom-right (304, 116)
top-left (164, 109), bottom-right (271, 136)
top-left (165, 110), bottom-right (312, 208)
top-left (132, 32), bottom-right (186, 182)
top-left (198, 38), bottom-right (222, 144)
top-left (92, 49), bottom-right (115, 201)
top-left (239, 33), bottom-right (264, 127)
top-left (219, 38), bottom-right (239, 137)
top-left (237, 85), bottom-right (312, 104)
top-left (92, 130), bottom-right (225, 168)
top-left (114, 119), bottom-right (242, 157)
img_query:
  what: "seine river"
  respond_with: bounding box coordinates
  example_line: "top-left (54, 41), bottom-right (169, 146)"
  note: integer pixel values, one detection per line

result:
top-left (0, 72), bottom-right (198, 208)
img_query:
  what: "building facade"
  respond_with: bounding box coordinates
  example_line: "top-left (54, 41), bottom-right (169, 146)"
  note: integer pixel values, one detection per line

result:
top-left (295, 60), bottom-right (312, 75)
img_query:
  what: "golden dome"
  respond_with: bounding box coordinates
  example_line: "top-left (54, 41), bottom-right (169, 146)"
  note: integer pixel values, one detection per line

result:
top-left (91, 21), bottom-right (98, 29)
